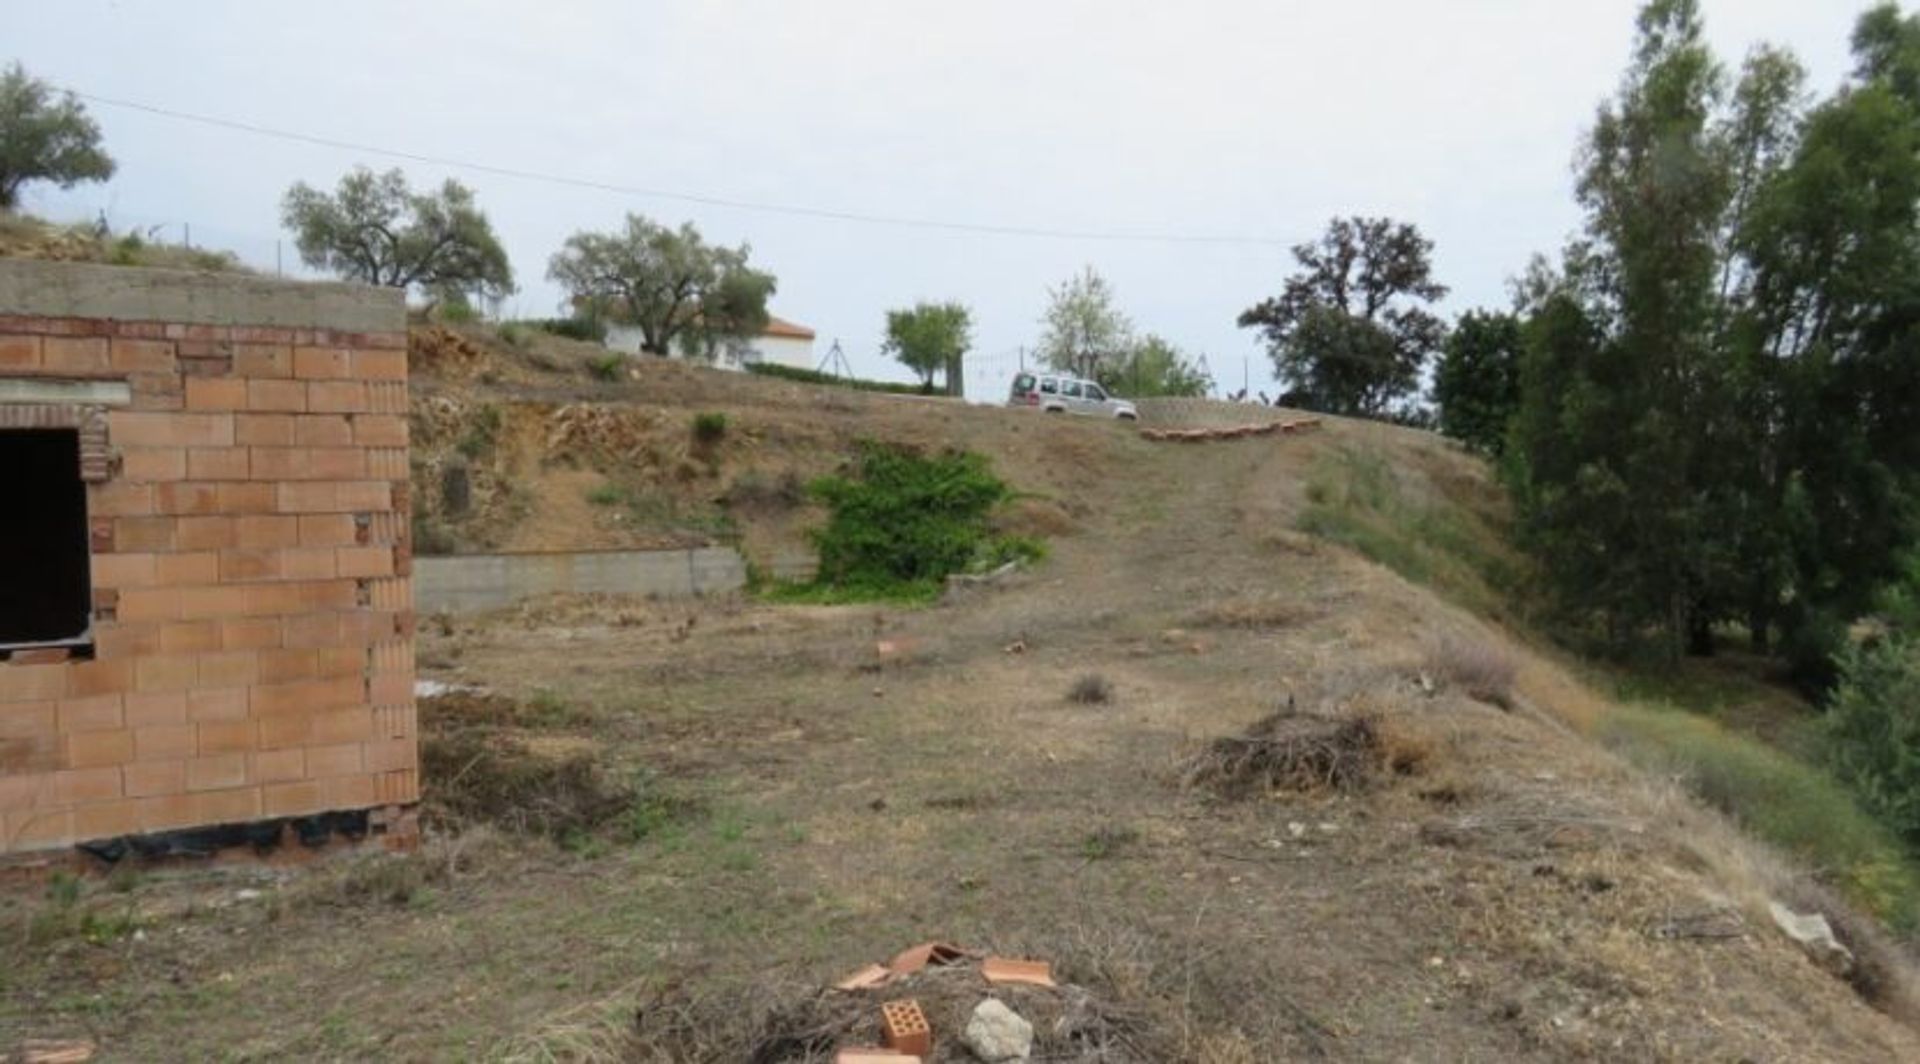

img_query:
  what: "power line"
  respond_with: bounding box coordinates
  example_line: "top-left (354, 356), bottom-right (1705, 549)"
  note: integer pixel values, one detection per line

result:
top-left (76, 90), bottom-right (1292, 248)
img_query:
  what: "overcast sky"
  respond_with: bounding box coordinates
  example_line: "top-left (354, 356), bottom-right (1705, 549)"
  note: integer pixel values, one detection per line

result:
top-left (8, 1), bottom-right (1865, 397)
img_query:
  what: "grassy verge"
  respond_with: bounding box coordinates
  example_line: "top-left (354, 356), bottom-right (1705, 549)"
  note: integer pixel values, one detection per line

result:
top-left (744, 361), bottom-right (936, 396)
top-left (1298, 442), bottom-right (1920, 928)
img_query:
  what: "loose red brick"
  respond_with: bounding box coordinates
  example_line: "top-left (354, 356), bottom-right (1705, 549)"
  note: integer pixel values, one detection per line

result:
top-left (43, 336), bottom-right (110, 372)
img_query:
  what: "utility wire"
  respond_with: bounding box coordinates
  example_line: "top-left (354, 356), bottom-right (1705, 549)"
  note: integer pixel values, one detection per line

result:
top-left (76, 90), bottom-right (1291, 248)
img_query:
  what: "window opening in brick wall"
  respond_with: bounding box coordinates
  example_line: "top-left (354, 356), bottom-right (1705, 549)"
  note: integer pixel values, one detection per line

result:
top-left (0, 429), bottom-right (93, 647)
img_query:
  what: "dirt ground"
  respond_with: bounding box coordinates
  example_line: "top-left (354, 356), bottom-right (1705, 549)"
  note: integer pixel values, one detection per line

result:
top-left (4, 339), bottom-right (1918, 1061)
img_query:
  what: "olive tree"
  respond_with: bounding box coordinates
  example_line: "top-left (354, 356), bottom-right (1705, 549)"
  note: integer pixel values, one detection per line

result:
top-left (0, 63), bottom-right (115, 210)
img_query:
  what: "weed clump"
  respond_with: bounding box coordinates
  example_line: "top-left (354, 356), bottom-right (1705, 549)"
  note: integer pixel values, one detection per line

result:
top-left (691, 411), bottom-right (729, 444)
top-left (419, 692), bottom-right (693, 845)
top-left (1068, 673), bottom-right (1114, 704)
top-left (588, 353), bottom-right (625, 382)
top-left (1183, 711), bottom-right (1382, 799)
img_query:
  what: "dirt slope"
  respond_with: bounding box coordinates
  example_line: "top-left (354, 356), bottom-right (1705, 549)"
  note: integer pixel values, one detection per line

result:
top-left (3, 337), bottom-right (1915, 1061)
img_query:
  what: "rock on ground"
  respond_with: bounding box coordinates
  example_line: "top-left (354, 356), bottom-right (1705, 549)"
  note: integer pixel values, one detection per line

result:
top-left (963, 998), bottom-right (1034, 1062)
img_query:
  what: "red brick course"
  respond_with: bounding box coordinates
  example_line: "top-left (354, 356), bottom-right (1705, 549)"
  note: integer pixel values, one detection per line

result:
top-left (1, 309), bottom-right (415, 854)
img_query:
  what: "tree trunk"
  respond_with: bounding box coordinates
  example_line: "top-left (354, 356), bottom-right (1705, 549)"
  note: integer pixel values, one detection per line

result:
top-left (1687, 611), bottom-right (1715, 658)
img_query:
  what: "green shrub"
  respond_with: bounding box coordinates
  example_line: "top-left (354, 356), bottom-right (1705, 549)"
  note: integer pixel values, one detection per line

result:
top-left (455, 403), bottom-right (503, 460)
top-left (1827, 639), bottom-right (1920, 849)
top-left (797, 442), bottom-right (1033, 600)
top-left (535, 316), bottom-right (608, 343)
top-left (496, 322), bottom-right (534, 349)
top-left (588, 353), bottom-right (625, 382)
top-left (692, 412), bottom-right (728, 444)
top-left (744, 361), bottom-right (931, 396)
top-left (1602, 702), bottom-right (1920, 929)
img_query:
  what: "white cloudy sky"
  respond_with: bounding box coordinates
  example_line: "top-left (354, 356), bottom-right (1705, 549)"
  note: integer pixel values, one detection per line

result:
top-left (8, 0), bottom-right (1864, 396)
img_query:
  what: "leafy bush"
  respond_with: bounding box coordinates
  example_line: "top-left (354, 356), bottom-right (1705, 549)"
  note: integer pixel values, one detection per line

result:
top-left (744, 361), bottom-right (931, 395)
top-left (586, 483), bottom-right (625, 506)
top-left (1068, 673), bottom-right (1113, 704)
top-left (496, 321), bottom-right (534, 348)
top-left (692, 412), bottom-right (729, 444)
top-left (1827, 639), bottom-right (1920, 850)
top-left (801, 442), bottom-right (1029, 599)
top-left (534, 316), bottom-right (608, 343)
top-left (588, 353), bottom-right (625, 382)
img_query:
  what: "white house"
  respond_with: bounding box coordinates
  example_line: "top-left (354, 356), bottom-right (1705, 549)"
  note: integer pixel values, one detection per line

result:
top-left (602, 314), bottom-right (817, 372)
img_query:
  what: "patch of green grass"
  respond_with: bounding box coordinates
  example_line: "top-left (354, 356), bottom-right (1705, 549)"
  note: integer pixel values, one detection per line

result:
top-left (1298, 446), bottom-right (1525, 623)
top-left (588, 353), bottom-right (625, 382)
top-left (1600, 702), bottom-right (1920, 930)
top-left (586, 484), bottom-right (623, 506)
top-left (691, 411), bottom-right (728, 444)
top-left (1080, 824), bottom-right (1140, 861)
top-left (761, 578), bottom-right (941, 606)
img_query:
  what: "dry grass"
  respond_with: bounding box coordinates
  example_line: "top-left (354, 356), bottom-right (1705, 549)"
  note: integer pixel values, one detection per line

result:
top-left (1182, 710), bottom-right (1383, 799)
top-left (1186, 598), bottom-right (1317, 631)
top-left (1426, 635), bottom-right (1517, 709)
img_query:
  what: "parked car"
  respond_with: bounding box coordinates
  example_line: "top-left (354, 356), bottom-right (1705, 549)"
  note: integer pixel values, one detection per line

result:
top-left (1007, 372), bottom-right (1138, 420)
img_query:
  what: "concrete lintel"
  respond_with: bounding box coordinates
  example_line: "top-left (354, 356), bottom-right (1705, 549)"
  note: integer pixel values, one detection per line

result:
top-left (0, 259), bottom-right (405, 333)
top-left (0, 378), bottom-right (132, 406)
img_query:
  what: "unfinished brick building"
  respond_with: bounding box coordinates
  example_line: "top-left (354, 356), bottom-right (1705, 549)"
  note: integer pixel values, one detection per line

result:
top-left (0, 259), bottom-right (417, 858)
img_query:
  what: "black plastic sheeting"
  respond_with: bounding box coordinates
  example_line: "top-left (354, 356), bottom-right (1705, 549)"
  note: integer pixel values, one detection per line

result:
top-left (76, 809), bottom-right (371, 864)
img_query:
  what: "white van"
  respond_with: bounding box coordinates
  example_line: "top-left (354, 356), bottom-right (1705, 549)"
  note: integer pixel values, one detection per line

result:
top-left (1007, 372), bottom-right (1139, 420)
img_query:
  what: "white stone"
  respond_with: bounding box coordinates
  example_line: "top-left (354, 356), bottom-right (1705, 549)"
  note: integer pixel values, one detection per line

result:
top-left (963, 998), bottom-right (1034, 1062)
top-left (1768, 901), bottom-right (1854, 976)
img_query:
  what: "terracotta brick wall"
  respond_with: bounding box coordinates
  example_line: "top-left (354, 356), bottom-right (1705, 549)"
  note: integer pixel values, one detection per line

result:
top-left (0, 262), bottom-right (415, 855)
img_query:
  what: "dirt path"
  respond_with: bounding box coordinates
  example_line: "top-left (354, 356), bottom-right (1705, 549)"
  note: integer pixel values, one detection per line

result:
top-left (4, 416), bottom-right (1916, 1061)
